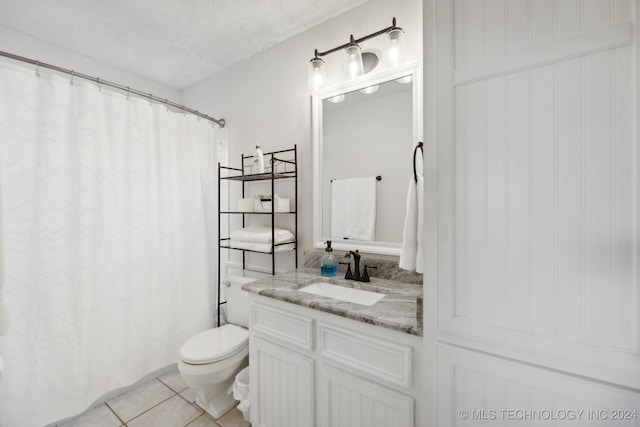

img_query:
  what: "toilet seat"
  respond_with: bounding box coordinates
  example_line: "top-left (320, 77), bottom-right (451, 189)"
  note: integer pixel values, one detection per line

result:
top-left (180, 324), bottom-right (249, 365)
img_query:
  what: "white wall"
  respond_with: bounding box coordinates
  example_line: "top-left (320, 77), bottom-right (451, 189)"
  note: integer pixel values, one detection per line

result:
top-left (0, 24), bottom-right (180, 102)
top-left (181, 0), bottom-right (423, 265)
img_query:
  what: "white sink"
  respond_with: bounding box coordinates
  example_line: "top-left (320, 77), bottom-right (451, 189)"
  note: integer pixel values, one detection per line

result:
top-left (298, 282), bottom-right (385, 306)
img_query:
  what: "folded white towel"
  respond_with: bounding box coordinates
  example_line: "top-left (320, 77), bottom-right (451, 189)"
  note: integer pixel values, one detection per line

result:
top-left (399, 176), bottom-right (423, 273)
top-left (230, 225), bottom-right (295, 244)
top-left (331, 177), bottom-right (376, 241)
top-left (229, 240), bottom-right (295, 253)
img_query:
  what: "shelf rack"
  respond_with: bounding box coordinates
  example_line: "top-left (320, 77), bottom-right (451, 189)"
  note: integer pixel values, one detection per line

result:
top-left (217, 145), bottom-right (298, 325)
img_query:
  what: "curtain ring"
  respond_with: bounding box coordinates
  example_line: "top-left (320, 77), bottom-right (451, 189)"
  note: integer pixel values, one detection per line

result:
top-left (70, 70), bottom-right (75, 85)
top-left (96, 77), bottom-right (101, 92)
top-left (35, 60), bottom-right (41, 77)
top-left (149, 94), bottom-right (153, 106)
top-left (126, 87), bottom-right (130, 99)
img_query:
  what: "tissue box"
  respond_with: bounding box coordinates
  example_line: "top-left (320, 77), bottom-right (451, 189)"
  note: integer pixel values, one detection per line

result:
top-left (254, 195), bottom-right (290, 212)
top-left (237, 198), bottom-right (254, 212)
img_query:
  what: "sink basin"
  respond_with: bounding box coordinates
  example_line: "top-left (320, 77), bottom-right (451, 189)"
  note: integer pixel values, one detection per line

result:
top-left (298, 282), bottom-right (385, 306)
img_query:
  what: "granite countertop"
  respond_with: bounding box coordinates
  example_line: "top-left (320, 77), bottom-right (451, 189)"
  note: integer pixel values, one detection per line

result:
top-left (242, 268), bottom-right (423, 337)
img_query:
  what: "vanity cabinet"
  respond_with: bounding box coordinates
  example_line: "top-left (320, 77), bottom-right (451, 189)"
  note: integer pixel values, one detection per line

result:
top-left (248, 294), bottom-right (423, 427)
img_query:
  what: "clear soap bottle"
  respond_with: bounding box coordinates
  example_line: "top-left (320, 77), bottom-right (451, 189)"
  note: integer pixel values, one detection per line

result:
top-left (321, 240), bottom-right (338, 276)
top-left (254, 144), bottom-right (265, 174)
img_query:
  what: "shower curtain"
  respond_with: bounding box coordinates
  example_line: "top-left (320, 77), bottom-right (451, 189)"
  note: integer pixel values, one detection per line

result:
top-left (0, 62), bottom-right (217, 427)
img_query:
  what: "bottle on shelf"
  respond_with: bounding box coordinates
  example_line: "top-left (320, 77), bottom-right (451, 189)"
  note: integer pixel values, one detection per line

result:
top-left (321, 240), bottom-right (338, 276)
top-left (254, 144), bottom-right (265, 174)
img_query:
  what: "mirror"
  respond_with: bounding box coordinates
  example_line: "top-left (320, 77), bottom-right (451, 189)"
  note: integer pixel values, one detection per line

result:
top-left (312, 61), bottom-right (422, 256)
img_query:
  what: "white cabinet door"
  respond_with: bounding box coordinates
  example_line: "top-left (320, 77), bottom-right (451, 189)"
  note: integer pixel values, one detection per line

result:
top-left (250, 336), bottom-right (315, 427)
top-left (317, 364), bottom-right (413, 427)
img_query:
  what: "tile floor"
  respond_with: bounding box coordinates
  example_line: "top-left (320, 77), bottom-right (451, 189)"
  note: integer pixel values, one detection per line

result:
top-left (55, 367), bottom-right (251, 427)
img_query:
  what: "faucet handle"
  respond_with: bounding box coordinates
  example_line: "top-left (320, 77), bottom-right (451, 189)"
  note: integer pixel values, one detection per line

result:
top-left (362, 265), bottom-right (377, 282)
top-left (339, 261), bottom-right (353, 280)
top-left (344, 263), bottom-right (353, 280)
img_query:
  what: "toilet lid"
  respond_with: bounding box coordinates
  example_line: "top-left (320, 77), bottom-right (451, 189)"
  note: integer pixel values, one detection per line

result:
top-left (180, 324), bottom-right (249, 364)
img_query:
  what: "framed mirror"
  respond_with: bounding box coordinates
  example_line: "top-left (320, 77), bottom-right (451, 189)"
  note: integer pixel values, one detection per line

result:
top-left (312, 61), bottom-right (422, 256)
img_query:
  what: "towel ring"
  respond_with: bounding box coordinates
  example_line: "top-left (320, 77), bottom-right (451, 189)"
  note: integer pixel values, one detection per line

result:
top-left (413, 142), bottom-right (423, 183)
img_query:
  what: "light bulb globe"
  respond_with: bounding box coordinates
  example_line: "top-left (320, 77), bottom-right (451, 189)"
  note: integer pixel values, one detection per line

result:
top-left (308, 57), bottom-right (326, 91)
top-left (344, 44), bottom-right (364, 79)
top-left (387, 28), bottom-right (404, 67)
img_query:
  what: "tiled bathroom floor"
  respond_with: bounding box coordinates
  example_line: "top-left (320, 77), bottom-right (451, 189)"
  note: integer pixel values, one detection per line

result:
top-left (55, 367), bottom-right (251, 427)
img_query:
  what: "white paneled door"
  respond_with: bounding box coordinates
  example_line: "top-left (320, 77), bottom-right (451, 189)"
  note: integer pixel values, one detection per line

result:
top-left (250, 336), bottom-right (314, 427)
top-left (424, 0), bottom-right (640, 425)
top-left (318, 365), bottom-right (413, 427)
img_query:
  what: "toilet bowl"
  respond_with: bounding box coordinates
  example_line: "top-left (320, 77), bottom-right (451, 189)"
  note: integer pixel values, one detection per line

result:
top-left (178, 273), bottom-right (255, 419)
top-left (179, 324), bottom-right (249, 418)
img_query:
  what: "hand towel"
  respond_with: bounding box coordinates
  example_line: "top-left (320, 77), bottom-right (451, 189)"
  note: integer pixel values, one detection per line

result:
top-left (331, 177), bottom-right (376, 241)
top-left (229, 240), bottom-right (295, 253)
top-left (399, 176), bottom-right (424, 273)
top-left (230, 225), bottom-right (294, 244)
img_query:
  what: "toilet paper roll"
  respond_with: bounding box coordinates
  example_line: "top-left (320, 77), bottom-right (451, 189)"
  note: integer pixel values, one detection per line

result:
top-left (237, 198), bottom-right (254, 212)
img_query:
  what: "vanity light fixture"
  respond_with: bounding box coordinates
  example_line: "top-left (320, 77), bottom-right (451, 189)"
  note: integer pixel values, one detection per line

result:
top-left (326, 94), bottom-right (345, 103)
top-left (308, 17), bottom-right (404, 91)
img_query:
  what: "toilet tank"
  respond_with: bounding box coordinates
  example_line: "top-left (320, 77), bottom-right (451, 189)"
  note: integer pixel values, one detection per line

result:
top-left (225, 274), bottom-right (256, 328)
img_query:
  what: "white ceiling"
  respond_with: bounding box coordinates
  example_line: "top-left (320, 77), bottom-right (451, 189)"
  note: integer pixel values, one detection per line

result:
top-left (0, 0), bottom-right (370, 89)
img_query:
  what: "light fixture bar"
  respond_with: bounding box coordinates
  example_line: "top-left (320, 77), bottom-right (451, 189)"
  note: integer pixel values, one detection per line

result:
top-left (312, 17), bottom-right (402, 58)
top-left (308, 17), bottom-right (403, 90)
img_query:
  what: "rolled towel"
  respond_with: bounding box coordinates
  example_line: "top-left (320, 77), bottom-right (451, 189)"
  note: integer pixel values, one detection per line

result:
top-left (230, 225), bottom-right (294, 244)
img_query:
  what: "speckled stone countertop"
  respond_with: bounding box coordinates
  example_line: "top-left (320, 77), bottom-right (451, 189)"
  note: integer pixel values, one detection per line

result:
top-left (242, 269), bottom-right (423, 337)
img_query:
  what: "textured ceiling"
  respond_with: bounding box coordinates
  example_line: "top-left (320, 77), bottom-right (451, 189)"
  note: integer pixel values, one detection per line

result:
top-left (0, 0), bottom-right (370, 89)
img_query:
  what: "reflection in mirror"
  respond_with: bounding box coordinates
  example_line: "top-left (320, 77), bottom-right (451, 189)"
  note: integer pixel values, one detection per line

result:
top-left (322, 77), bottom-right (413, 244)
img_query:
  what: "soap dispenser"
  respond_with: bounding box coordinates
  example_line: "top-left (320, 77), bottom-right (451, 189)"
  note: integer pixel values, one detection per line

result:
top-left (321, 240), bottom-right (338, 276)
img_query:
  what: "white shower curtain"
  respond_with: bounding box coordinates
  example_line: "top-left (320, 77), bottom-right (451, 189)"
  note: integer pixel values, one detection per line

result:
top-left (0, 62), bottom-right (217, 427)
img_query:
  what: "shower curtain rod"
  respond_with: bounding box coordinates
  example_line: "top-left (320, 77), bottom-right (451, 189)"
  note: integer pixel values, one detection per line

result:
top-left (0, 50), bottom-right (226, 128)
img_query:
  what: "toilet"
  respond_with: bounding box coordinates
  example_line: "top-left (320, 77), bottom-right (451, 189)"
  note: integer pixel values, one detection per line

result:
top-left (178, 274), bottom-right (254, 419)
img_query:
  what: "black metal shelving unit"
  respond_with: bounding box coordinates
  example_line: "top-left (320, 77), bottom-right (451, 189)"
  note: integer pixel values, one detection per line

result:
top-left (216, 145), bottom-right (298, 325)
